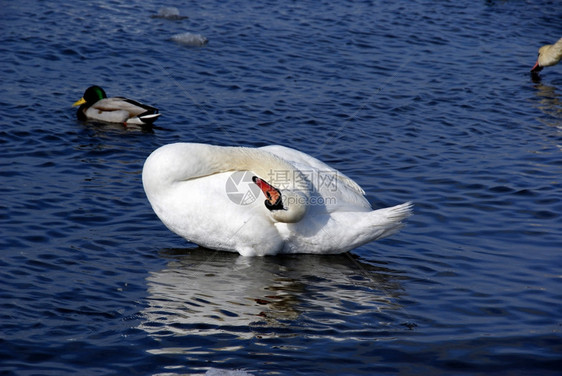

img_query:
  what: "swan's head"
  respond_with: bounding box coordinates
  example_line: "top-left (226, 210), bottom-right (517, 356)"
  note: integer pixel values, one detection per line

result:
top-left (252, 176), bottom-right (307, 223)
top-left (531, 46), bottom-right (548, 73)
top-left (531, 39), bottom-right (562, 73)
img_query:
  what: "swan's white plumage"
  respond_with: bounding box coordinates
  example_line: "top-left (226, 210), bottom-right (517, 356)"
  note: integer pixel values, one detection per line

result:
top-left (260, 145), bottom-right (370, 211)
top-left (142, 143), bottom-right (412, 256)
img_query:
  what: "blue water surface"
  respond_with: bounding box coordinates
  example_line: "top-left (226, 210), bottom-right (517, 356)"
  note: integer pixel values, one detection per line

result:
top-left (1, 1), bottom-right (561, 375)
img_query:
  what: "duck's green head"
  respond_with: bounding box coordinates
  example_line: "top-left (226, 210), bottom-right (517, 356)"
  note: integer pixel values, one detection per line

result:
top-left (73, 85), bottom-right (107, 107)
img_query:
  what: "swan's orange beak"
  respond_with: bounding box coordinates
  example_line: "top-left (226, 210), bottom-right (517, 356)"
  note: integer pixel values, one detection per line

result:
top-left (531, 61), bottom-right (542, 73)
top-left (252, 176), bottom-right (282, 209)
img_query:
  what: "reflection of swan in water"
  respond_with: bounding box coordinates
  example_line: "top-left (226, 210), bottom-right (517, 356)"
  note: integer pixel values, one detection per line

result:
top-left (531, 82), bottom-right (562, 129)
top-left (139, 248), bottom-right (405, 345)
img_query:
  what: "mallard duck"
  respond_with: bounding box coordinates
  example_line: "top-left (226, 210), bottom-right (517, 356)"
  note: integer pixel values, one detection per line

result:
top-left (72, 85), bottom-right (160, 125)
top-left (531, 37), bottom-right (562, 73)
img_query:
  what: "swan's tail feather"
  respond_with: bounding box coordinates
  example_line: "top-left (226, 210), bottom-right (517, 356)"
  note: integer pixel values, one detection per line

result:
top-left (370, 201), bottom-right (413, 240)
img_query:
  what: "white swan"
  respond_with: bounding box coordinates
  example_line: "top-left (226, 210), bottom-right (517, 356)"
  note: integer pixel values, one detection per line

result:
top-left (142, 143), bottom-right (412, 256)
top-left (531, 37), bottom-right (562, 73)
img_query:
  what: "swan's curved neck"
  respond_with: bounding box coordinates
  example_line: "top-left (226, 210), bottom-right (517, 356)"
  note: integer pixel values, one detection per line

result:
top-left (143, 143), bottom-right (314, 224)
top-left (149, 143), bottom-right (311, 223)
top-left (143, 143), bottom-right (311, 223)
top-left (144, 142), bottom-right (310, 195)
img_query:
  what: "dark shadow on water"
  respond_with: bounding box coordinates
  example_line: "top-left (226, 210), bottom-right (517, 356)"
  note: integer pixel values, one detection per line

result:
top-left (530, 71), bottom-right (542, 84)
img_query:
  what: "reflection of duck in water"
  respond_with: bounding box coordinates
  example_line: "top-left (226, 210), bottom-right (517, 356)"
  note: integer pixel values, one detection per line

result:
top-left (531, 37), bottom-right (562, 74)
top-left (138, 248), bottom-right (404, 343)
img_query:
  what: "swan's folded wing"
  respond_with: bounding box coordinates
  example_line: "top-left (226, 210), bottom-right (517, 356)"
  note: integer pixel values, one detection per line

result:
top-left (260, 145), bottom-right (371, 210)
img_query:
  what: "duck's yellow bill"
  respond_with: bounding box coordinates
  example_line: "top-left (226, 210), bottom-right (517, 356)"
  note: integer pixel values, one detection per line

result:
top-left (73, 97), bottom-right (86, 107)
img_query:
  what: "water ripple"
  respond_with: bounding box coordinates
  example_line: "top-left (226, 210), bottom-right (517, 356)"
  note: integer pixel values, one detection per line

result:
top-left (1, 0), bottom-right (561, 375)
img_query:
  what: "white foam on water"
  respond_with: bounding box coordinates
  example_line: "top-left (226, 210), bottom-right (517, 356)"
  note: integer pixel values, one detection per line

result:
top-left (171, 32), bottom-right (208, 47)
